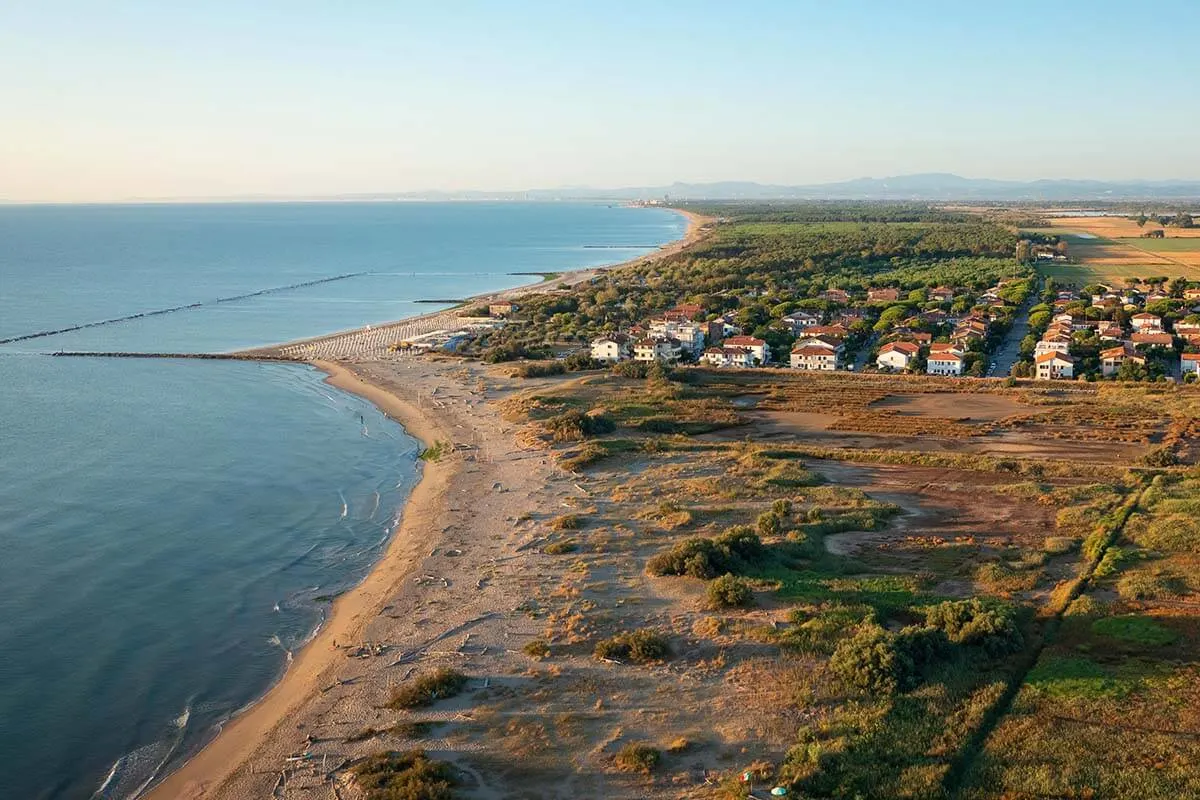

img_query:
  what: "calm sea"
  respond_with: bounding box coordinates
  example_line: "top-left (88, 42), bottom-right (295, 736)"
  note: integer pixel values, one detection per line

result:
top-left (0, 202), bottom-right (684, 799)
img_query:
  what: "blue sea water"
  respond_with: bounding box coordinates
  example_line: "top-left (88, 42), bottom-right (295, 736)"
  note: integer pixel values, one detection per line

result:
top-left (0, 202), bottom-right (685, 799)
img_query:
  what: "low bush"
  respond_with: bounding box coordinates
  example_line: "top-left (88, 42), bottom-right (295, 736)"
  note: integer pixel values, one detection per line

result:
top-left (1042, 536), bottom-right (1077, 555)
top-left (544, 409), bottom-right (616, 441)
top-left (706, 574), bottom-right (754, 609)
top-left (614, 743), bottom-right (661, 773)
top-left (522, 639), bottom-right (552, 659)
top-left (351, 750), bottom-right (457, 800)
top-left (512, 361), bottom-right (566, 378)
top-left (543, 539), bottom-right (577, 555)
top-left (387, 668), bottom-right (469, 709)
top-left (594, 629), bottom-right (670, 663)
top-left (550, 514), bottom-right (581, 530)
top-left (646, 526), bottom-right (764, 579)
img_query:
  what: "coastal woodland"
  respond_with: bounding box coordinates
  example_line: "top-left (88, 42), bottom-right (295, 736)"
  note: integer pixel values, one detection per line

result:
top-left (347, 205), bottom-right (1200, 800)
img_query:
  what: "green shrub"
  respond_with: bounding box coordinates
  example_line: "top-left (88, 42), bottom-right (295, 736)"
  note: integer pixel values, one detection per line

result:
top-left (594, 629), bottom-right (670, 663)
top-left (614, 742), bottom-right (661, 773)
top-left (1094, 546), bottom-right (1129, 578)
top-left (544, 410), bottom-right (615, 442)
top-left (351, 750), bottom-right (457, 800)
top-left (512, 361), bottom-right (566, 378)
top-left (522, 639), bottom-right (552, 659)
top-left (550, 514), bottom-right (581, 530)
top-left (387, 668), bottom-right (469, 709)
top-left (922, 599), bottom-right (1023, 655)
top-left (706, 574), bottom-right (754, 609)
top-left (828, 626), bottom-right (915, 694)
top-left (756, 510), bottom-right (784, 537)
top-left (646, 526), bottom-right (764, 579)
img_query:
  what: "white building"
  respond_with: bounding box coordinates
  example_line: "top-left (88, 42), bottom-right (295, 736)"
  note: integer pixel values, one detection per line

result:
top-left (721, 335), bottom-right (770, 365)
top-left (876, 341), bottom-right (920, 371)
top-left (702, 346), bottom-right (755, 368)
top-left (634, 337), bottom-right (681, 362)
top-left (1034, 339), bottom-right (1071, 357)
top-left (1131, 313), bottom-right (1163, 332)
top-left (926, 348), bottom-right (964, 376)
top-left (648, 318), bottom-right (705, 353)
top-left (789, 341), bottom-right (841, 371)
top-left (1035, 351), bottom-right (1076, 380)
top-left (590, 334), bottom-right (632, 363)
top-left (780, 310), bottom-right (821, 334)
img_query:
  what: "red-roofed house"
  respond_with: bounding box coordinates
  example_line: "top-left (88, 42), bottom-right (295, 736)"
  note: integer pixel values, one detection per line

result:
top-left (876, 340), bottom-right (921, 371)
top-left (1035, 351), bottom-right (1076, 380)
top-left (722, 335), bottom-right (769, 364)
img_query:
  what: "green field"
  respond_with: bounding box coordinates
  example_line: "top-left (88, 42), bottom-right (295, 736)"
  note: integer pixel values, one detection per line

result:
top-left (1115, 237), bottom-right (1200, 252)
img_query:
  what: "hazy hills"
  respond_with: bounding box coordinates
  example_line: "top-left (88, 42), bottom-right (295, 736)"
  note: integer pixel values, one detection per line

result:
top-left (334, 173), bottom-right (1200, 203)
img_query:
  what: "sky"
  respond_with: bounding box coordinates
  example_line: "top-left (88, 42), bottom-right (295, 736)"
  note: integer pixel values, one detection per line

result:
top-left (1, 0), bottom-right (1198, 202)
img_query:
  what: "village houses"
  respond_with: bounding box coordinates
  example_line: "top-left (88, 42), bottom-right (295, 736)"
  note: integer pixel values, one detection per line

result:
top-left (926, 343), bottom-right (965, 376)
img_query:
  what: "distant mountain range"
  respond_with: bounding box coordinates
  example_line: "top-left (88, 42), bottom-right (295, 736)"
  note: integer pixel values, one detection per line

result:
top-left (316, 173), bottom-right (1200, 203)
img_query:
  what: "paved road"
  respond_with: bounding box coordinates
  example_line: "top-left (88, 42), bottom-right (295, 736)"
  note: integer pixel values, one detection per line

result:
top-left (988, 295), bottom-right (1037, 377)
top-left (850, 333), bottom-right (879, 372)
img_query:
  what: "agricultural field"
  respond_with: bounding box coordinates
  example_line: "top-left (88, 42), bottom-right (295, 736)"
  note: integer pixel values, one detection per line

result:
top-left (485, 365), bottom-right (1200, 798)
top-left (1040, 216), bottom-right (1200, 283)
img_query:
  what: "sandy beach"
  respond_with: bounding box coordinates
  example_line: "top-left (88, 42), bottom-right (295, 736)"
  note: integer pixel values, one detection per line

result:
top-left (145, 209), bottom-right (712, 799)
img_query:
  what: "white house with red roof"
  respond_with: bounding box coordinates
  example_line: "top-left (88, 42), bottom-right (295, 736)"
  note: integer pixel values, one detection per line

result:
top-left (722, 335), bottom-right (769, 364)
top-left (876, 340), bottom-right (921, 371)
top-left (1035, 351), bottom-right (1076, 380)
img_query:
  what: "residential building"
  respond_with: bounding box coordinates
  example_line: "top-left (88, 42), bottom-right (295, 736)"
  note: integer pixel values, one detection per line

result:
top-left (868, 287), bottom-right (900, 302)
top-left (590, 333), bottom-right (632, 363)
top-left (722, 335), bottom-right (770, 364)
top-left (927, 347), bottom-right (965, 376)
top-left (489, 301), bottom-right (517, 317)
top-left (779, 310), bottom-right (821, 334)
top-left (1183, 288), bottom-right (1200, 302)
top-left (701, 346), bottom-right (754, 368)
top-left (634, 337), bottom-right (681, 362)
top-left (876, 341), bottom-right (921, 371)
top-left (1182, 353), bottom-right (1200, 376)
top-left (1100, 343), bottom-right (1140, 377)
top-left (930, 286), bottom-right (957, 303)
top-left (821, 288), bottom-right (851, 304)
top-left (1035, 339), bottom-right (1071, 357)
top-left (1131, 312), bottom-right (1163, 331)
top-left (1131, 331), bottom-right (1174, 348)
top-left (1035, 351), bottom-right (1076, 380)
top-left (790, 342), bottom-right (840, 371)
top-left (648, 318), bottom-right (705, 353)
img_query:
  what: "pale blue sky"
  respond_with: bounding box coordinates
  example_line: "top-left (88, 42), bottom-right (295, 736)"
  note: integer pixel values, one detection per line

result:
top-left (2, 1), bottom-right (1197, 201)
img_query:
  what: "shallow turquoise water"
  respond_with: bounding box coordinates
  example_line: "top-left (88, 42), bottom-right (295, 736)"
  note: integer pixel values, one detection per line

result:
top-left (0, 202), bottom-right (683, 799)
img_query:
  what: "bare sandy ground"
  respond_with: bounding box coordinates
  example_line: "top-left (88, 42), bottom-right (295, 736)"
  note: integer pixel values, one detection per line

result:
top-left (147, 358), bottom-right (584, 799)
top-left (147, 210), bottom-right (714, 799)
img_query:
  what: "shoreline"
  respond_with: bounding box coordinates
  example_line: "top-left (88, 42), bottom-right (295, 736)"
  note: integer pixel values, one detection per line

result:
top-left (145, 360), bottom-right (458, 800)
top-left (239, 207), bottom-right (710, 359)
top-left (144, 206), bottom-right (710, 799)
